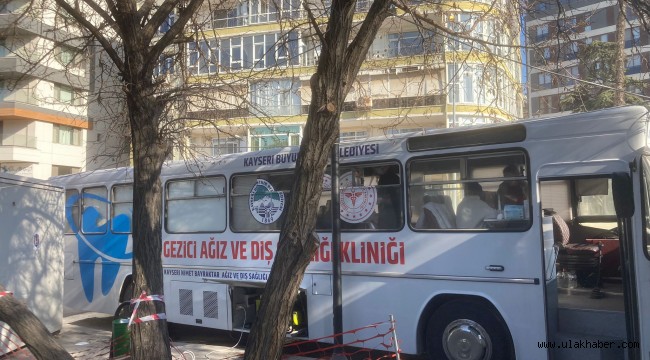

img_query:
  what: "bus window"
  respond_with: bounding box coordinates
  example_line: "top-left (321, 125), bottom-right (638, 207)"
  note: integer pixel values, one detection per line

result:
top-left (81, 187), bottom-right (108, 234)
top-left (316, 162), bottom-right (403, 232)
top-left (575, 178), bottom-right (616, 223)
top-left (65, 189), bottom-right (80, 234)
top-left (409, 151), bottom-right (530, 231)
top-left (112, 184), bottom-right (133, 234)
top-left (166, 177), bottom-right (226, 233)
top-left (231, 171), bottom-right (293, 232)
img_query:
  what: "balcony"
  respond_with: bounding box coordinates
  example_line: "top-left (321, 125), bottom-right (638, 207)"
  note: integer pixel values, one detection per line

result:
top-left (187, 95), bottom-right (446, 122)
top-left (301, 94), bottom-right (445, 113)
top-left (0, 100), bottom-right (89, 128)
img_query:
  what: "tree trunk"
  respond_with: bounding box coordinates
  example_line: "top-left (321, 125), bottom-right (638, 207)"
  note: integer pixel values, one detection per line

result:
top-left (0, 285), bottom-right (73, 360)
top-left (128, 88), bottom-right (172, 360)
top-left (244, 0), bottom-right (392, 358)
top-left (614, 0), bottom-right (626, 106)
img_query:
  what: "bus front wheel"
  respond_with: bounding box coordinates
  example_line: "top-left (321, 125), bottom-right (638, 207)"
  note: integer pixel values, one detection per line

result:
top-left (425, 299), bottom-right (514, 360)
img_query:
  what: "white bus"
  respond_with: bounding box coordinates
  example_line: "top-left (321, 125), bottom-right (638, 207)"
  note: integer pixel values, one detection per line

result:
top-left (53, 105), bottom-right (650, 360)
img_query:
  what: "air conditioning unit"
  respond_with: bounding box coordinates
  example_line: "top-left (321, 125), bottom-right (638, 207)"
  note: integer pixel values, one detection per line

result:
top-left (356, 96), bottom-right (372, 110)
top-left (401, 65), bottom-right (423, 73)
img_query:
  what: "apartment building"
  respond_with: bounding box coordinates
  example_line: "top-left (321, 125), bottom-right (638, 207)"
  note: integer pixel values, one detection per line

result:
top-left (0, 0), bottom-right (89, 179)
top-left (526, 0), bottom-right (650, 116)
top-left (180, 0), bottom-right (524, 156)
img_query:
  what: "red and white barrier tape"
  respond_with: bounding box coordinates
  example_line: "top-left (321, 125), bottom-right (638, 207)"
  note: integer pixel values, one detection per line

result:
top-left (0, 291), bottom-right (13, 298)
top-left (128, 291), bottom-right (165, 327)
top-left (131, 313), bottom-right (167, 324)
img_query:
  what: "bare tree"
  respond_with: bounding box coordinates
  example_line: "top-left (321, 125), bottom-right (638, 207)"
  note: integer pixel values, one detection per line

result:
top-left (44, 0), bottom-right (207, 357)
top-left (626, 0), bottom-right (650, 32)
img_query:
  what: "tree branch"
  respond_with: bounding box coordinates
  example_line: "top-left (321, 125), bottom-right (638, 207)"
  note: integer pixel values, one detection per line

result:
top-left (79, 0), bottom-right (119, 32)
top-left (343, 0), bottom-right (393, 89)
top-left (303, 3), bottom-right (326, 44)
top-left (53, 0), bottom-right (126, 75)
top-left (137, 0), bottom-right (157, 23)
top-left (145, 0), bottom-right (206, 69)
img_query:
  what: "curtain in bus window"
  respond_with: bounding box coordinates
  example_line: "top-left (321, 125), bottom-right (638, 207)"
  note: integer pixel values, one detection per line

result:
top-left (82, 187), bottom-right (108, 234)
top-left (112, 184), bottom-right (133, 233)
top-left (575, 178), bottom-right (615, 218)
top-left (408, 151), bottom-right (530, 230)
top-left (65, 189), bottom-right (80, 234)
top-left (166, 177), bottom-right (226, 233)
top-left (316, 163), bottom-right (403, 231)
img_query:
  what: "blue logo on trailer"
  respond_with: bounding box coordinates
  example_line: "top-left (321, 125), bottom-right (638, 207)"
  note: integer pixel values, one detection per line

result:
top-left (66, 194), bottom-right (132, 303)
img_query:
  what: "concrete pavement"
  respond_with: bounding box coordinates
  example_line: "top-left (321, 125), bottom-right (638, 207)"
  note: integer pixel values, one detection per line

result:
top-left (55, 312), bottom-right (247, 359)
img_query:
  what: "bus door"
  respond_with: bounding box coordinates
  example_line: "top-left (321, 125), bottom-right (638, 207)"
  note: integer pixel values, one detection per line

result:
top-left (635, 156), bottom-right (650, 360)
top-left (539, 163), bottom-right (640, 360)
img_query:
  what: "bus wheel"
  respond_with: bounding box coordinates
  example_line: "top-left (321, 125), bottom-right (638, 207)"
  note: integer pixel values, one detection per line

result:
top-left (121, 281), bottom-right (134, 303)
top-left (425, 299), bottom-right (513, 360)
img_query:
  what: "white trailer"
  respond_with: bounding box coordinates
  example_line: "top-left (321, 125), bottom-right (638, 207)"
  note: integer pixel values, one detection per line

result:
top-left (0, 173), bottom-right (64, 352)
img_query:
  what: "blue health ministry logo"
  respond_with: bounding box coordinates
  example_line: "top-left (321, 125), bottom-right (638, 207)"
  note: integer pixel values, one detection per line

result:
top-left (66, 193), bottom-right (132, 303)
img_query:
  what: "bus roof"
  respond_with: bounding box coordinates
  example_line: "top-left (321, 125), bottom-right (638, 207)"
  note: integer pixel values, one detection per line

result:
top-left (51, 105), bottom-right (649, 186)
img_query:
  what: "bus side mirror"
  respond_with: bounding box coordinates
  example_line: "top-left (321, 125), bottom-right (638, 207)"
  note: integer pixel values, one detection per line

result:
top-left (612, 172), bottom-right (634, 218)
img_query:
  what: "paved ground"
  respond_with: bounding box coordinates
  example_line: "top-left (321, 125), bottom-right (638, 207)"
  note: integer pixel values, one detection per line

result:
top-left (55, 312), bottom-right (247, 359)
top-left (51, 312), bottom-right (411, 360)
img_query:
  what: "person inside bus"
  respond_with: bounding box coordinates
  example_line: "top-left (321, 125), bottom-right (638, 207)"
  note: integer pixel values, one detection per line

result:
top-left (456, 182), bottom-right (497, 228)
top-left (415, 193), bottom-right (456, 229)
top-left (497, 164), bottom-right (528, 208)
top-left (376, 165), bottom-right (401, 229)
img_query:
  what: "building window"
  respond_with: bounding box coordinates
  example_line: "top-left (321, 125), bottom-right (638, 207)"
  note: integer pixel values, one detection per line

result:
top-left (212, 137), bottom-right (242, 155)
top-left (212, 5), bottom-right (247, 28)
top-left (188, 39), bottom-right (218, 75)
top-left (158, 12), bottom-right (175, 33)
top-left (154, 54), bottom-right (175, 77)
top-left (385, 128), bottom-right (424, 136)
top-left (625, 27), bottom-right (640, 48)
top-left (340, 131), bottom-right (368, 142)
top-left (626, 54), bottom-right (642, 75)
top-left (248, 0), bottom-right (301, 24)
top-left (448, 64), bottom-right (500, 105)
top-left (249, 125), bottom-right (301, 151)
top-left (0, 39), bottom-right (8, 56)
top-left (388, 32), bottom-right (430, 57)
top-left (562, 42), bottom-right (578, 60)
top-left (250, 79), bottom-right (301, 116)
top-left (564, 66), bottom-right (579, 86)
top-left (559, 17), bottom-right (577, 33)
top-left (51, 165), bottom-right (80, 176)
top-left (56, 46), bottom-right (75, 66)
top-left (191, 32), bottom-right (299, 74)
top-left (538, 72), bottom-right (552, 89)
top-left (447, 13), bottom-right (483, 51)
top-left (53, 124), bottom-right (81, 146)
top-left (54, 84), bottom-right (83, 105)
top-left (536, 24), bottom-right (549, 42)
